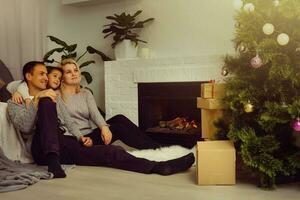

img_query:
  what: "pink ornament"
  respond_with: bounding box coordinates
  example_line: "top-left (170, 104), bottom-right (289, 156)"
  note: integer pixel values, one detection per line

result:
top-left (250, 54), bottom-right (263, 68)
top-left (292, 118), bottom-right (300, 132)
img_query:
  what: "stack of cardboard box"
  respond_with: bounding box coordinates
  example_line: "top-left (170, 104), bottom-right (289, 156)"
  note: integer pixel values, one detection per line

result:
top-left (196, 82), bottom-right (236, 185)
top-left (197, 82), bottom-right (226, 139)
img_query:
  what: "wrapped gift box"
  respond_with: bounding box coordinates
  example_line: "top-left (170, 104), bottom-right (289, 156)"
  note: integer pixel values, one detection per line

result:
top-left (196, 140), bottom-right (236, 185)
top-left (197, 97), bottom-right (224, 110)
top-left (197, 98), bottom-right (224, 139)
top-left (201, 109), bottom-right (223, 139)
top-left (201, 83), bottom-right (226, 99)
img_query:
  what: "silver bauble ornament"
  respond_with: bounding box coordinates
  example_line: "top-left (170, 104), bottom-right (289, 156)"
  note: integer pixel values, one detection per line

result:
top-left (277, 33), bottom-right (289, 46)
top-left (262, 23), bottom-right (275, 35)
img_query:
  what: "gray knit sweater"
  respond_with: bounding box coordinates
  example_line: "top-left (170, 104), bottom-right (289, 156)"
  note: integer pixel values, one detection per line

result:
top-left (61, 89), bottom-right (108, 135)
top-left (7, 97), bottom-right (83, 152)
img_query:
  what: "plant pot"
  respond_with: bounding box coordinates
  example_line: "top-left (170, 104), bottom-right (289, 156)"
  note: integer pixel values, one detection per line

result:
top-left (114, 39), bottom-right (138, 60)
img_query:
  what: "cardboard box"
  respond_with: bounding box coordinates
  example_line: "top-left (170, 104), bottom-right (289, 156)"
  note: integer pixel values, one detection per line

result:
top-left (196, 140), bottom-right (236, 185)
top-left (201, 83), bottom-right (226, 99)
top-left (201, 109), bottom-right (223, 139)
top-left (197, 97), bottom-right (224, 110)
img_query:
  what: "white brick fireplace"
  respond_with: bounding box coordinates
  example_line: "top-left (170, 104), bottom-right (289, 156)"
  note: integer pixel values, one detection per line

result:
top-left (104, 56), bottom-right (223, 125)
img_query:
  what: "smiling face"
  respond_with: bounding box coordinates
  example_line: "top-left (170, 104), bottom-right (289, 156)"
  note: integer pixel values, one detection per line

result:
top-left (62, 63), bottom-right (81, 86)
top-left (26, 64), bottom-right (48, 91)
top-left (47, 69), bottom-right (62, 89)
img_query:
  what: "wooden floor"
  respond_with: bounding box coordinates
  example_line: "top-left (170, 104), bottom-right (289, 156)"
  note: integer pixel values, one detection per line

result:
top-left (1, 166), bottom-right (299, 200)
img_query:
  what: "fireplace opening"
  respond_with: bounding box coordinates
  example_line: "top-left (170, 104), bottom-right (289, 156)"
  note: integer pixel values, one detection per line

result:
top-left (138, 82), bottom-right (204, 148)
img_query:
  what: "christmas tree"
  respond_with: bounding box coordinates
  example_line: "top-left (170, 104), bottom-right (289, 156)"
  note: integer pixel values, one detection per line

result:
top-left (218, 0), bottom-right (300, 188)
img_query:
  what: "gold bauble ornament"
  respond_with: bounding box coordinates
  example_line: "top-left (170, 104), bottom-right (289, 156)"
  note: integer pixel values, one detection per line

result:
top-left (244, 102), bottom-right (254, 113)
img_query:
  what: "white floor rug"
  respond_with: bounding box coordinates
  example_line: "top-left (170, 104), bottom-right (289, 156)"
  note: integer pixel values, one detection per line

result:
top-left (127, 145), bottom-right (196, 165)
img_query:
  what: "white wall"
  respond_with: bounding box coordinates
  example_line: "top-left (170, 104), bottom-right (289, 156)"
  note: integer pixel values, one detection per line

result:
top-left (47, 0), bottom-right (236, 110)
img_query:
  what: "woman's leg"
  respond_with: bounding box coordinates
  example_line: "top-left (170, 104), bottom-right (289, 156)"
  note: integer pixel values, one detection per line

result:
top-left (73, 144), bottom-right (195, 175)
top-left (74, 144), bottom-right (155, 174)
top-left (107, 114), bottom-right (162, 149)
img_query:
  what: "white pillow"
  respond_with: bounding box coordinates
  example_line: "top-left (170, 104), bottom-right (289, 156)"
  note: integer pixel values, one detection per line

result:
top-left (0, 102), bottom-right (33, 163)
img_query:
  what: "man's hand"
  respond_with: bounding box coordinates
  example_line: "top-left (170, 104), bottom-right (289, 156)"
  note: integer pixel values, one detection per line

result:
top-left (24, 98), bottom-right (31, 108)
top-left (101, 126), bottom-right (112, 145)
top-left (80, 136), bottom-right (93, 147)
top-left (34, 89), bottom-right (57, 105)
top-left (11, 91), bottom-right (23, 104)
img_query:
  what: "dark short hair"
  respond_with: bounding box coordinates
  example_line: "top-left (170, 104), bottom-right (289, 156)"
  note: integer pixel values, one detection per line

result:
top-left (46, 66), bottom-right (63, 75)
top-left (22, 61), bottom-right (45, 82)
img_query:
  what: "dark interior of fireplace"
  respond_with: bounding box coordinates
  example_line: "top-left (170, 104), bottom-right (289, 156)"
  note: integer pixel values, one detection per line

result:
top-left (138, 82), bottom-right (204, 148)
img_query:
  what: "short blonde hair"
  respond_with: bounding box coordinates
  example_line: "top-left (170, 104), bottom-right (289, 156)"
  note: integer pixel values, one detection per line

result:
top-left (60, 58), bottom-right (79, 68)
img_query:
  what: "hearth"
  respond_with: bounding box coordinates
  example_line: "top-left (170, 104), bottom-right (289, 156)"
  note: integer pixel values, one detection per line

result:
top-left (138, 82), bottom-right (204, 148)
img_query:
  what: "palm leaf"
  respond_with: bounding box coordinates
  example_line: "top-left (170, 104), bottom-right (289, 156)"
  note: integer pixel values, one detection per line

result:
top-left (132, 10), bottom-right (142, 18)
top-left (66, 44), bottom-right (77, 52)
top-left (79, 60), bottom-right (95, 69)
top-left (61, 52), bottom-right (77, 60)
top-left (43, 47), bottom-right (65, 61)
top-left (86, 46), bottom-right (112, 61)
top-left (47, 35), bottom-right (68, 47)
top-left (81, 71), bottom-right (92, 84)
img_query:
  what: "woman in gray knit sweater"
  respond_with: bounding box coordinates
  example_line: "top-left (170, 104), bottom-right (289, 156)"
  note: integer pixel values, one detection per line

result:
top-left (59, 58), bottom-right (160, 149)
top-left (57, 58), bottom-right (195, 175)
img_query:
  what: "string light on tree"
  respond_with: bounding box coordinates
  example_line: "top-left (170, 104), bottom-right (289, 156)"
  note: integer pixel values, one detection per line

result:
top-left (221, 66), bottom-right (229, 76)
top-left (277, 33), bottom-right (289, 45)
top-left (233, 0), bottom-right (243, 10)
top-left (273, 0), bottom-right (280, 7)
top-left (281, 101), bottom-right (288, 108)
top-left (250, 54), bottom-right (263, 68)
top-left (237, 43), bottom-right (247, 52)
top-left (235, 21), bottom-right (241, 28)
top-left (262, 23), bottom-right (275, 35)
top-left (244, 3), bottom-right (255, 13)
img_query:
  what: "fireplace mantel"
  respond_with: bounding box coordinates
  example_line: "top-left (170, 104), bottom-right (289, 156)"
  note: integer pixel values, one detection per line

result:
top-left (104, 56), bottom-right (223, 125)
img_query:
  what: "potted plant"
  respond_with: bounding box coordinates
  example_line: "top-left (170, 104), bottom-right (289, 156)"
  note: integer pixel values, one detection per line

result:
top-left (103, 10), bottom-right (154, 59)
top-left (44, 35), bottom-right (112, 92)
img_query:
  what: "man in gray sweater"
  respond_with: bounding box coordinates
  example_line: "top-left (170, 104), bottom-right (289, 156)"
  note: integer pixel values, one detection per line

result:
top-left (6, 61), bottom-right (86, 178)
top-left (7, 61), bottom-right (195, 178)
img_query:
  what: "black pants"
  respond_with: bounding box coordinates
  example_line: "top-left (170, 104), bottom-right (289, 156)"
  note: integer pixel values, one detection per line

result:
top-left (86, 114), bottom-right (161, 149)
top-left (31, 98), bottom-right (158, 174)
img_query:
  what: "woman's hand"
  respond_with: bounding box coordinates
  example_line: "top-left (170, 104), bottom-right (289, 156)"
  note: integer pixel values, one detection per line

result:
top-left (12, 91), bottom-right (23, 104)
top-left (101, 126), bottom-right (112, 145)
top-left (80, 136), bottom-right (93, 147)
